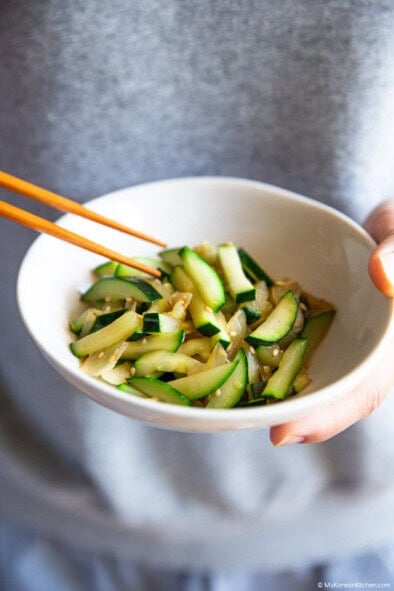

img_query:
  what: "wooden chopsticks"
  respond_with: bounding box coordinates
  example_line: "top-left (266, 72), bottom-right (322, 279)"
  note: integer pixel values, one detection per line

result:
top-left (0, 171), bottom-right (166, 278)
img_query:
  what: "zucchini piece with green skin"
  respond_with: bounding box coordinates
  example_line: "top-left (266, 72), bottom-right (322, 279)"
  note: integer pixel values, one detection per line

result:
top-left (93, 260), bottom-right (118, 277)
top-left (168, 359), bottom-right (238, 400)
top-left (115, 257), bottom-right (172, 278)
top-left (179, 246), bottom-right (225, 312)
top-left (217, 243), bottom-right (255, 303)
top-left (126, 377), bottom-right (192, 406)
top-left (247, 381), bottom-right (267, 401)
top-left (301, 310), bottom-right (336, 366)
top-left (81, 277), bottom-right (162, 304)
top-left (170, 266), bottom-right (221, 336)
top-left (256, 344), bottom-right (283, 367)
top-left (245, 290), bottom-right (299, 346)
top-left (262, 338), bottom-right (307, 399)
top-left (238, 248), bottom-right (274, 286)
top-left (159, 247), bottom-right (182, 267)
top-left (278, 306), bottom-right (305, 349)
top-left (210, 311), bottom-right (231, 349)
top-left (134, 351), bottom-right (203, 377)
top-left (206, 349), bottom-right (248, 409)
top-left (70, 310), bottom-right (141, 357)
top-left (90, 309), bottom-right (126, 332)
top-left (143, 312), bottom-right (179, 334)
top-left (120, 330), bottom-right (184, 360)
top-left (118, 383), bottom-right (149, 399)
top-left (241, 281), bottom-right (271, 324)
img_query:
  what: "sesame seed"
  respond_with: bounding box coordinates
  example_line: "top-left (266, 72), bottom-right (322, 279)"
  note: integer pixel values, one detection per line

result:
top-left (129, 367), bottom-right (136, 376)
top-left (248, 346), bottom-right (255, 354)
top-left (215, 389), bottom-right (221, 397)
top-left (229, 330), bottom-right (237, 337)
top-left (98, 352), bottom-right (105, 359)
top-left (142, 339), bottom-right (148, 345)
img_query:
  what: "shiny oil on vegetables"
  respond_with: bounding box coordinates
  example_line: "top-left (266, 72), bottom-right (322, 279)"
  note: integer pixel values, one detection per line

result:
top-left (69, 242), bottom-right (335, 408)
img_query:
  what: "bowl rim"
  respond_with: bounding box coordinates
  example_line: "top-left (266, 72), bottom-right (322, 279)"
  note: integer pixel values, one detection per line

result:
top-left (17, 176), bottom-right (394, 429)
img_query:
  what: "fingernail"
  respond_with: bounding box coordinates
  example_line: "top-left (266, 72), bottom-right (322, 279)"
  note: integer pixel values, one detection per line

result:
top-left (380, 251), bottom-right (394, 285)
top-left (274, 434), bottom-right (305, 447)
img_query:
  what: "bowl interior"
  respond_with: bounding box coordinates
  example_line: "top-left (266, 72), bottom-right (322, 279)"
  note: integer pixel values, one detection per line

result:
top-left (17, 177), bottom-right (393, 430)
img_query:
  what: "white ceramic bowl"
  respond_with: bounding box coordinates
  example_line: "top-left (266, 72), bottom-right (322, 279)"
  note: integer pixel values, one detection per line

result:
top-left (17, 177), bottom-right (394, 432)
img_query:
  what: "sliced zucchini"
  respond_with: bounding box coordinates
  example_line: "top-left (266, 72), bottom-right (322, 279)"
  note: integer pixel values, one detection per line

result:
top-left (134, 351), bottom-right (203, 377)
top-left (82, 277), bottom-right (162, 304)
top-left (115, 257), bottom-right (172, 278)
top-left (206, 349), bottom-right (248, 409)
top-left (93, 260), bottom-right (118, 277)
top-left (262, 338), bottom-right (307, 399)
top-left (147, 278), bottom-right (174, 300)
top-left (255, 344), bottom-right (283, 368)
top-left (143, 312), bottom-right (179, 334)
top-left (220, 292), bottom-right (238, 317)
top-left (127, 377), bottom-right (191, 406)
top-left (90, 309), bottom-right (126, 333)
top-left (145, 298), bottom-right (170, 314)
top-left (217, 243), bottom-right (255, 303)
top-left (70, 310), bottom-right (141, 357)
top-left (247, 381), bottom-right (267, 400)
top-left (159, 247), bottom-right (182, 267)
top-left (278, 306), bottom-right (305, 349)
top-left (168, 359), bottom-right (238, 400)
top-left (171, 266), bottom-right (221, 336)
top-left (121, 330), bottom-right (184, 360)
top-left (270, 280), bottom-right (302, 306)
top-left (210, 311), bottom-right (231, 349)
top-left (245, 347), bottom-right (261, 384)
top-left (241, 281), bottom-right (271, 323)
top-left (238, 248), bottom-right (274, 286)
top-left (245, 291), bottom-right (298, 346)
top-left (301, 310), bottom-right (335, 366)
top-left (179, 246), bottom-right (225, 312)
top-left (118, 383), bottom-right (148, 399)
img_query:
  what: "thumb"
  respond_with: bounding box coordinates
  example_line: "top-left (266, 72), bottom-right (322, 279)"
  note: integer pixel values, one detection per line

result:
top-left (364, 199), bottom-right (394, 297)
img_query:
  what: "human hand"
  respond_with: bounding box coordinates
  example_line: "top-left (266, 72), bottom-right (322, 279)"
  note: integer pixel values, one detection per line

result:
top-left (270, 199), bottom-right (394, 446)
